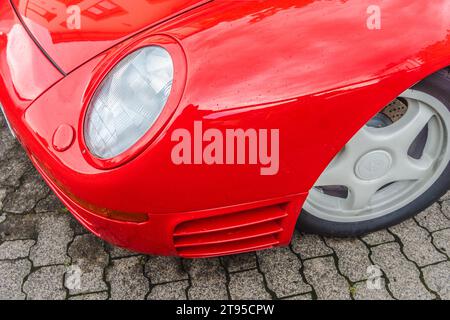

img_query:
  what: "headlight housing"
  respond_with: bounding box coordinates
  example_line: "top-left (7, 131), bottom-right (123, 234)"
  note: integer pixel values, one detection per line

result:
top-left (84, 46), bottom-right (174, 160)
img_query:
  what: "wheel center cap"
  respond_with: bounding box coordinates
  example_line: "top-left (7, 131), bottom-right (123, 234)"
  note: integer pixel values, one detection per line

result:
top-left (355, 150), bottom-right (392, 181)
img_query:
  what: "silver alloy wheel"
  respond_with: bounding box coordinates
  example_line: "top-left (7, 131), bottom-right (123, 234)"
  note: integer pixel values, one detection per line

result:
top-left (304, 89), bottom-right (450, 223)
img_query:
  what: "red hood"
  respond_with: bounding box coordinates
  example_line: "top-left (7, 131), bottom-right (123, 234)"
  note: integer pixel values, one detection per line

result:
top-left (11, 0), bottom-right (211, 73)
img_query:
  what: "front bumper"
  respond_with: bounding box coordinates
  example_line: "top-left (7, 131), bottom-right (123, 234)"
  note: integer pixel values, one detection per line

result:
top-left (32, 156), bottom-right (305, 257)
top-left (2, 24), bottom-right (307, 257)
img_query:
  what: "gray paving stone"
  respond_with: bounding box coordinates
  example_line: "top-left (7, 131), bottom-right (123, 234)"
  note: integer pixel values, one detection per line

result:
top-left (69, 292), bottom-right (109, 300)
top-left (68, 214), bottom-right (88, 236)
top-left (0, 259), bottom-right (31, 300)
top-left (106, 256), bottom-right (149, 300)
top-left (415, 203), bottom-right (450, 232)
top-left (229, 269), bottom-right (271, 300)
top-left (0, 213), bottom-right (5, 224)
top-left (361, 230), bottom-right (395, 246)
top-left (184, 258), bottom-right (228, 300)
top-left (442, 200), bottom-right (450, 219)
top-left (105, 243), bottom-right (139, 258)
top-left (325, 238), bottom-right (371, 282)
top-left (0, 214), bottom-right (39, 241)
top-left (3, 171), bottom-right (49, 213)
top-left (422, 261), bottom-right (450, 299)
top-left (303, 256), bottom-right (350, 300)
top-left (145, 256), bottom-right (187, 284)
top-left (0, 188), bottom-right (7, 210)
top-left (371, 242), bottom-right (434, 300)
top-left (283, 293), bottom-right (313, 300)
top-left (390, 219), bottom-right (446, 267)
top-left (222, 253), bottom-right (257, 273)
top-left (0, 239), bottom-right (34, 260)
top-left (432, 229), bottom-right (450, 256)
top-left (30, 213), bottom-right (73, 267)
top-left (0, 150), bottom-right (30, 188)
top-left (35, 193), bottom-right (64, 213)
top-left (147, 281), bottom-right (188, 300)
top-left (291, 231), bottom-right (332, 259)
top-left (440, 191), bottom-right (450, 202)
top-left (257, 247), bottom-right (311, 298)
top-left (0, 126), bottom-right (18, 163)
top-left (23, 265), bottom-right (66, 300)
top-left (353, 281), bottom-right (393, 300)
top-left (67, 234), bottom-right (108, 295)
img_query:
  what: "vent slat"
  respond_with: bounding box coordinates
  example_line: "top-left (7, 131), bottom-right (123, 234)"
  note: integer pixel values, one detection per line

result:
top-left (173, 203), bottom-right (289, 258)
top-left (174, 221), bottom-right (283, 248)
top-left (177, 235), bottom-right (280, 258)
top-left (174, 205), bottom-right (288, 237)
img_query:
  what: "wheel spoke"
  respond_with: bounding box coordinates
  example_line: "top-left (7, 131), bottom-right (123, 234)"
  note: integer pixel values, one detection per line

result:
top-left (315, 150), bottom-right (352, 186)
top-left (343, 183), bottom-right (380, 211)
top-left (345, 126), bottom-right (379, 154)
top-left (391, 154), bottom-right (434, 182)
top-left (376, 100), bottom-right (435, 152)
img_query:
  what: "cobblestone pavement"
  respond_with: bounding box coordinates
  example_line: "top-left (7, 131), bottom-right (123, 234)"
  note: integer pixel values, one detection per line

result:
top-left (0, 114), bottom-right (449, 300)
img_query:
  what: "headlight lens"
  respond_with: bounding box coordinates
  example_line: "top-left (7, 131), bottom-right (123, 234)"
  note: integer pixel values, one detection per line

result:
top-left (84, 46), bottom-right (174, 159)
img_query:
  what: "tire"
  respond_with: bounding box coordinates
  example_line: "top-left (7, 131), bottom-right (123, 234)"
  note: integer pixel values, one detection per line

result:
top-left (297, 69), bottom-right (450, 237)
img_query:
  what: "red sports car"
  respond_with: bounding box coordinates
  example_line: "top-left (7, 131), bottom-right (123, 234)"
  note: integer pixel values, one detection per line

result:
top-left (1, 0), bottom-right (449, 258)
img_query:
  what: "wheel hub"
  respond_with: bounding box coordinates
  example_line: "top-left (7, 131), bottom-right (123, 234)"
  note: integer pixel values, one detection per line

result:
top-left (355, 150), bottom-right (393, 181)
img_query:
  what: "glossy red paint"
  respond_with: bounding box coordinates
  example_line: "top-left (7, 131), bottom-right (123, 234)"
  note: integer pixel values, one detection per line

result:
top-left (10, 0), bottom-right (212, 73)
top-left (2, 0), bottom-right (450, 257)
top-left (52, 124), bottom-right (74, 152)
top-left (0, 0), bottom-right (62, 126)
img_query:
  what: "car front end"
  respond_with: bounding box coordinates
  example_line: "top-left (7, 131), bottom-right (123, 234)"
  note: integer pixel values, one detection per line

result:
top-left (2, 0), bottom-right (450, 258)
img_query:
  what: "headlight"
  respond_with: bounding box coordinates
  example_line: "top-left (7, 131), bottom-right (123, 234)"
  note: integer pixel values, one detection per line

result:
top-left (84, 46), bottom-right (174, 159)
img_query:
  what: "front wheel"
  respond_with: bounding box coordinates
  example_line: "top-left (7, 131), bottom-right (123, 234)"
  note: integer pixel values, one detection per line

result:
top-left (297, 70), bottom-right (450, 237)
